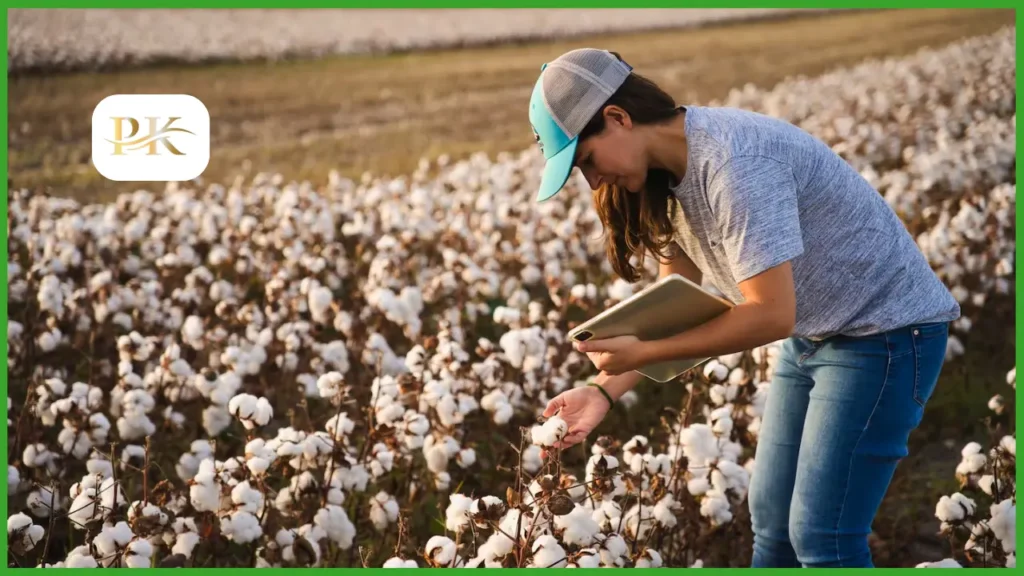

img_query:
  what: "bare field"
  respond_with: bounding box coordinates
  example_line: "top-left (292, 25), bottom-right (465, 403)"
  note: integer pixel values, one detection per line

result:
top-left (7, 8), bottom-right (1015, 203)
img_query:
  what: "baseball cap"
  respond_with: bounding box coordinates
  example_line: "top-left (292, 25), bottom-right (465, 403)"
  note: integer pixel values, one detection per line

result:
top-left (529, 48), bottom-right (633, 202)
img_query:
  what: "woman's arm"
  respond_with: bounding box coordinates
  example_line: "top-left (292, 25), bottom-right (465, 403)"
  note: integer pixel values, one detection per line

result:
top-left (645, 154), bottom-right (803, 362)
top-left (659, 243), bottom-right (702, 286)
top-left (578, 155), bottom-right (803, 376)
top-left (575, 260), bottom-right (796, 376)
top-left (643, 260), bottom-right (796, 365)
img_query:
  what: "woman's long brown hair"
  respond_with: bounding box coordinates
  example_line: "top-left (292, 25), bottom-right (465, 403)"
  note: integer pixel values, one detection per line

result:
top-left (581, 54), bottom-right (683, 283)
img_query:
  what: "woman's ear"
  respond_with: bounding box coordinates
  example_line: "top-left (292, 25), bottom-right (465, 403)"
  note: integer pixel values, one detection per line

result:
top-left (603, 105), bottom-right (632, 129)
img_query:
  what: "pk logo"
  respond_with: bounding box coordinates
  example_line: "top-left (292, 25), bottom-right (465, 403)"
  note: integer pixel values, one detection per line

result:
top-left (92, 94), bottom-right (209, 181)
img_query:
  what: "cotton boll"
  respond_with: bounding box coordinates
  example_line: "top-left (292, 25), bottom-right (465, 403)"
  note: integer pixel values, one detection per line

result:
top-left (935, 493), bottom-right (977, 529)
top-left (999, 435), bottom-right (1015, 456)
top-left (221, 510), bottom-right (263, 544)
top-left (624, 503), bottom-right (656, 541)
top-left (456, 448), bottom-right (476, 468)
top-left (317, 372), bottom-right (346, 399)
top-left (531, 415), bottom-right (567, 446)
top-left (680, 423), bottom-right (720, 469)
top-left (716, 351), bottom-right (743, 368)
top-left (709, 406), bottom-right (733, 436)
top-left (172, 531), bottom-right (200, 558)
top-left (531, 534), bottom-right (567, 567)
top-left (445, 494), bottom-right (473, 532)
top-left (93, 476), bottom-right (126, 516)
top-left (708, 384), bottom-right (728, 406)
top-left (7, 513), bottom-right (45, 553)
top-left (425, 535), bottom-right (458, 567)
top-left (435, 393), bottom-right (462, 427)
top-left (189, 467), bottom-right (221, 512)
top-left (916, 558), bottom-right (964, 568)
top-left (956, 442), bottom-right (986, 476)
top-left (125, 539), bottom-right (154, 568)
top-left (27, 486), bottom-right (60, 517)
top-left (308, 285), bottom-right (334, 324)
top-left (699, 489), bottom-right (733, 526)
top-left (978, 475), bottom-right (996, 496)
top-left (476, 531), bottom-right (515, 563)
top-left (635, 549), bottom-right (663, 568)
top-left (369, 491), bottom-right (400, 532)
top-left (597, 533), bottom-right (628, 567)
top-left (554, 504), bottom-right (601, 547)
top-left (228, 393), bottom-right (273, 429)
top-left (703, 360), bottom-right (728, 382)
top-left (590, 500), bottom-right (622, 532)
top-left (8, 466), bottom-right (21, 494)
top-left (988, 394), bottom-right (1005, 414)
top-left (522, 445), bottom-right (543, 474)
top-left (231, 481), bottom-right (265, 514)
top-left (728, 367), bottom-right (747, 386)
top-left (374, 396), bottom-right (405, 426)
top-left (946, 335), bottom-right (965, 359)
top-left (383, 557), bottom-right (419, 568)
top-left (653, 494), bottom-right (681, 528)
top-left (988, 498), bottom-right (1015, 554)
top-left (313, 505), bottom-right (355, 549)
top-left (424, 441), bottom-right (450, 475)
top-left (94, 521), bottom-right (134, 565)
top-left (569, 548), bottom-right (602, 568)
top-left (66, 553), bottom-right (100, 568)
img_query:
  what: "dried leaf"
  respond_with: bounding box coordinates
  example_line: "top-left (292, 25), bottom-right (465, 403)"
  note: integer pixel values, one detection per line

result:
top-left (506, 486), bottom-right (520, 509)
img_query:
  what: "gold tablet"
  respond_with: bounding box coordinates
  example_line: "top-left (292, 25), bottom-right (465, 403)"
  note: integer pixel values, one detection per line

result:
top-left (567, 274), bottom-right (734, 383)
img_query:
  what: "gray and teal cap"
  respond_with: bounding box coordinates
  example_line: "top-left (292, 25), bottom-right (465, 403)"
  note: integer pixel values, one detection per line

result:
top-left (528, 48), bottom-right (633, 202)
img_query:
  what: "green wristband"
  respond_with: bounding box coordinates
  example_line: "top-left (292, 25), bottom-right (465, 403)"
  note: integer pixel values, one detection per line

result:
top-left (588, 382), bottom-right (614, 409)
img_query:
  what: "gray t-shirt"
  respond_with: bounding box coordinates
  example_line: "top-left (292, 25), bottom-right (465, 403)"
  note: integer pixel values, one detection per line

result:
top-left (668, 105), bottom-right (961, 339)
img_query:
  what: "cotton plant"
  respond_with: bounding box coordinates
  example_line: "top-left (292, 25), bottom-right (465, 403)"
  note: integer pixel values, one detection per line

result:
top-left (926, 367), bottom-right (1016, 568)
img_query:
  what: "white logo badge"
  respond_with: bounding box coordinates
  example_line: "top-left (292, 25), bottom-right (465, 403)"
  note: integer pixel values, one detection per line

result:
top-left (91, 94), bottom-right (209, 181)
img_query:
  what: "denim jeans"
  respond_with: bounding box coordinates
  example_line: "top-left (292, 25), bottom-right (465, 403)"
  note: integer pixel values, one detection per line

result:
top-left (747, 321), bottom-right (950, 567)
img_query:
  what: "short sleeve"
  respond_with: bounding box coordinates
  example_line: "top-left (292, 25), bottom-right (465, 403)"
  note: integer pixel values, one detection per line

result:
top-left (707, 155), bottom-right (804, 283)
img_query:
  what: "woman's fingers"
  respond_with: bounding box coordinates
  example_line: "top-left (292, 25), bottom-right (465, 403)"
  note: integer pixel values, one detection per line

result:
top-left (555, 430), bottom-right (588, 449)
top-left (543, 395), bottom-right (564, 418)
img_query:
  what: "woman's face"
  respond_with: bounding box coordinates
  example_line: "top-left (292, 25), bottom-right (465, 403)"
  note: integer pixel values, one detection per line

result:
top-left (573, 107), bottom-right (647, 193)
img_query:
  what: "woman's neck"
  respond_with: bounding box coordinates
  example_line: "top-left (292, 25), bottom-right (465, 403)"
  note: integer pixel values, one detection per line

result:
top-left (646, 110), bottom-right (689, 185)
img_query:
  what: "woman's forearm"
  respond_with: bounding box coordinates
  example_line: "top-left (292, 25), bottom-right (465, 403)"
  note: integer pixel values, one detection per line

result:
top-left (599, 370), bottom-right (644, 401)
top-left (643, 302), bottom-right (792, 365)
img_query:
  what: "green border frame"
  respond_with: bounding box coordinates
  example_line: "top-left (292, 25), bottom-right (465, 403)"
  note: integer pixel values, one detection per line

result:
top-left (1, 1), bottom-right (1019, 572)
top-left (0, 1), bottom-right (1021, 7)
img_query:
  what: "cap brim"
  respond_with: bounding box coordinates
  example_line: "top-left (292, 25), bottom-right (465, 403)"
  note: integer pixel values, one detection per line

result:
top-left (536, 137), bottom-right (578, 202)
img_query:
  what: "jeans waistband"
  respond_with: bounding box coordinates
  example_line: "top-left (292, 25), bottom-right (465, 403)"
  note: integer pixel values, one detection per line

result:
top-left (805, 321), bottom-right (950, 342)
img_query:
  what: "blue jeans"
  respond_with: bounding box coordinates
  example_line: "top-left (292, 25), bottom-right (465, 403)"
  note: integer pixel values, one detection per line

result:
top-left (747, 321), bottom-right (949, 567)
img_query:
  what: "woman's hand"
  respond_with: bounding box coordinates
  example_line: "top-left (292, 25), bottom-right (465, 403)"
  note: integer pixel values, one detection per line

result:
top-left (541, 371), bottom-right (642, 453)
top-left (574, 335), bottom-right (652, 376)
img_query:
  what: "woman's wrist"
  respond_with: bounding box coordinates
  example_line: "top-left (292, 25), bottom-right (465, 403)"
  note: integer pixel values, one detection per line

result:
top-left (587, 382), bottom-right (615, 409)
top-left (599, 370), bottom-right (643, 401)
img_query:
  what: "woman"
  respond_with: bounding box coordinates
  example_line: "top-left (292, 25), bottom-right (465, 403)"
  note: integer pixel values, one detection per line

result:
top-left (530, 48), bottom-right (961, 568)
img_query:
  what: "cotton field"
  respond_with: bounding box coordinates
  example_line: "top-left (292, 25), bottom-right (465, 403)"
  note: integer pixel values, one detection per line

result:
top-left (5, 27), bottom-right (1016, 568)
top-left (7, 8), bottom-right (811, 73)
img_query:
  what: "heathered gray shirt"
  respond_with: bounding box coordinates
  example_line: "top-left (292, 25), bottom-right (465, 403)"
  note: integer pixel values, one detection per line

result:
top-left (668, 105), bottom-right (961, 339)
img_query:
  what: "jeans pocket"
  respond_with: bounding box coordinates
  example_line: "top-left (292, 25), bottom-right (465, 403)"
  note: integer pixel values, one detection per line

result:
top-left (797, 339), bottom-right (825, 366)
top-left (911, 322), bottom-right (949, 407)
